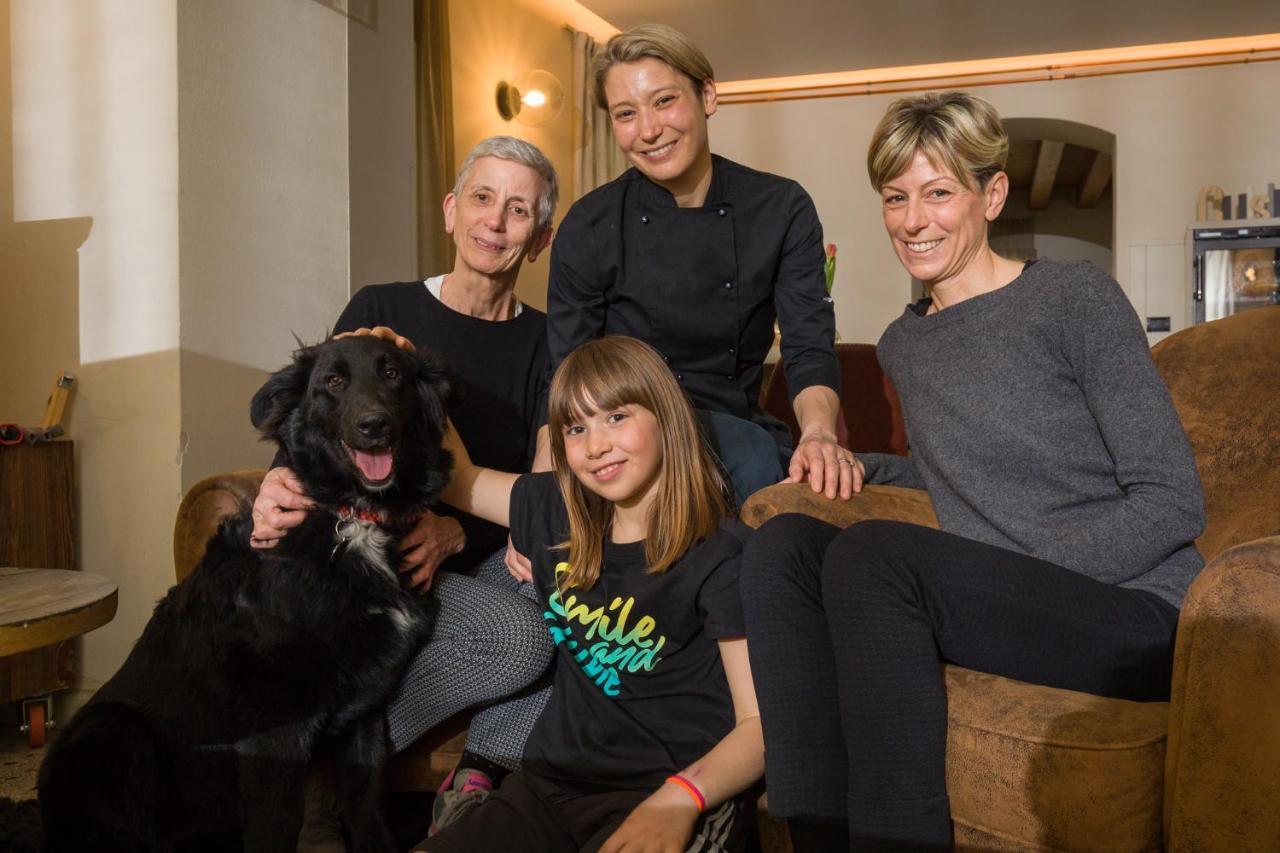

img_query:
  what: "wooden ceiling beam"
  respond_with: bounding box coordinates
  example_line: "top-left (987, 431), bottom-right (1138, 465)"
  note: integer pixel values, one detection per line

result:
top-left (1078, 150), bottom-right (1113, 208)
top-left (1028, 140), bottom-right (1064, 210)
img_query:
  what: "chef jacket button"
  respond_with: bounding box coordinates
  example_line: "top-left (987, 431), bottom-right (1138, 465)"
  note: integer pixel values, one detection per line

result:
top-left (723, 281), bottom-right (733, 289)
top-left (718, 208), bottom-right (726, 216)
top-left (727, 347), bottom-right (735, 355)
top-left (725, 373), bottom-right (734, 380)
top-left (676, 374), bottom-right (684, 382)
top-left (662, 353), bottom-right (669, 362)
top-left (641, 215), bottom-right (650, 224)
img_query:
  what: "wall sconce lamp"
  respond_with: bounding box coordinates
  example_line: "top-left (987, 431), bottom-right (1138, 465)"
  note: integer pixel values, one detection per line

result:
top-left (496, 69), bottom-right (564, 127)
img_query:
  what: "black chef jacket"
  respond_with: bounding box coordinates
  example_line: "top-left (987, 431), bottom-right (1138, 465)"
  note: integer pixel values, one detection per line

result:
top-left (547, 155), bottom-right (840, 449)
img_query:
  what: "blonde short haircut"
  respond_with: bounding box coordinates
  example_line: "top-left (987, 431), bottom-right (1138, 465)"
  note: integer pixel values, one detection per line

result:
top-left (867, 91), bottom-right (1008, 192)
top-left (590, 24), bottom-right (715, 112)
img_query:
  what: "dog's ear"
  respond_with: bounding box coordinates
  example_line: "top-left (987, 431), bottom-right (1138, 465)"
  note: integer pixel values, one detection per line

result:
top-left (251, 345), bottom-right (318, 439)
top-left (413, 350), bottom-right (458, 428)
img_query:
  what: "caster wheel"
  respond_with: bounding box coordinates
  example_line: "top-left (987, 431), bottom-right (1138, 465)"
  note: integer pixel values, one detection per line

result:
top-left (24, 701), bottom-right (47, 748)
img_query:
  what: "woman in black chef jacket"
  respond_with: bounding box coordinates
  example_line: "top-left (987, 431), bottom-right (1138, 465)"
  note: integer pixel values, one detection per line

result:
top-left (543, 23), bottom-right (857, 506)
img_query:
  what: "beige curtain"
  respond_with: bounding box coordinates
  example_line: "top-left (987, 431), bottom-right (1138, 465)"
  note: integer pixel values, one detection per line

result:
top-left (415, 0), bottom-right (454, 277)
top-left (571, 30), bottom-right (625, 201)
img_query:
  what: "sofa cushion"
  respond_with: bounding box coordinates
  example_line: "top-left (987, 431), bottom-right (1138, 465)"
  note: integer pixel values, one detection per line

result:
top-left (741, 482), bottom-right (937, 531)
top-left (945, 666), bottom-right (1167, 852)
top-left (1151, 306), bottom-right (1280, 564)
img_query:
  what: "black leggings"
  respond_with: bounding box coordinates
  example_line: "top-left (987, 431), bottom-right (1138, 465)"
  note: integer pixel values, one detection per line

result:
top-left (740, 515), bottom-right (1180, 851)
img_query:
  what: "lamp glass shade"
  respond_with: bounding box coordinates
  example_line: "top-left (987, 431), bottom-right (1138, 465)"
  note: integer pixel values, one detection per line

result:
top-left (497, 69), bottom-right (564, 127)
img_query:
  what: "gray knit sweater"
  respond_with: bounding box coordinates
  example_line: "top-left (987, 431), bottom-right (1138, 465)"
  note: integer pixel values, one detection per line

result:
top-left (860, 259), bottom-right (1205, 608)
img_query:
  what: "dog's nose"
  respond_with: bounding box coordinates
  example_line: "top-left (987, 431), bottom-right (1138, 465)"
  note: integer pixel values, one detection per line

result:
top-left (357, 412), bottom-right (390, 441)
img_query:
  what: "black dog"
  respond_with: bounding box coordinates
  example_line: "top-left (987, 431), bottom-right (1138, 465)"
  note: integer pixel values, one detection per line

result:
top-left (38, 335), bottom-right (454, 853)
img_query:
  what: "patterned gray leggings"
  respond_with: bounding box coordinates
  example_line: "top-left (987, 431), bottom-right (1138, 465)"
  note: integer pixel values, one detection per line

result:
top-left (384, 548), bottom-right (554, 769)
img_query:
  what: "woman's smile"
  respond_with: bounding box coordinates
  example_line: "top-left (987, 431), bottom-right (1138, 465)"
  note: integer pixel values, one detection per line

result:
top-left (905, 238), bottom-right (943, 254)
top-left (639, 140), bottom-right (678, 161)
top-left (471, 235), bottom-right (506, 252)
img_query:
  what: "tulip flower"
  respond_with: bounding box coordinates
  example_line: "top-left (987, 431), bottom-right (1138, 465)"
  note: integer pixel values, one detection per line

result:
top-left (824, 243), bottom-right (837, 294)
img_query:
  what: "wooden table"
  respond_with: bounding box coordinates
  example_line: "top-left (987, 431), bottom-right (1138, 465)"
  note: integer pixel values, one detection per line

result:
top-left (0, 567), bottom-right (118, 745)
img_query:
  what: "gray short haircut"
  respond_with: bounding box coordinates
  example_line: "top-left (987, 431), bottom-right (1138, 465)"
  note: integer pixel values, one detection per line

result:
top-left (452, 136), bottom-right (559, 231)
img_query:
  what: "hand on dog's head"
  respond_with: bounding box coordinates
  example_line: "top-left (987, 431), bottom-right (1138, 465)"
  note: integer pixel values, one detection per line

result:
top-left (251, 336), bottom-right (456, 515)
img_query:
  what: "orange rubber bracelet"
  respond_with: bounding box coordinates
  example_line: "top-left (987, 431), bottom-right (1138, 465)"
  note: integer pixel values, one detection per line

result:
top-left (666, 774), bottom-right (706, 812)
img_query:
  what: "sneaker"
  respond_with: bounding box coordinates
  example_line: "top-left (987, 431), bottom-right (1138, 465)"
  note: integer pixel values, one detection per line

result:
top-left (428, 767), bottom-right (494, 836)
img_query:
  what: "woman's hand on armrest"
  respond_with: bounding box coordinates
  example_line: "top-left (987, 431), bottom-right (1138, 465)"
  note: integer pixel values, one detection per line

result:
top-left (788, 385), bottom-right (862, 500)
top-left (250, 467), bottom-right (315, 549)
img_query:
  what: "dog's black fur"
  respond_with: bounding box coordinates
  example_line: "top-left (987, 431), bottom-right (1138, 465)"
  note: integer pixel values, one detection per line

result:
top-left (37, 336), bottom-right (454, 853)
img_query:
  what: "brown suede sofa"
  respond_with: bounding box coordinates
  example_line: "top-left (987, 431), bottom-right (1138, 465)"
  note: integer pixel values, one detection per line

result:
top-left (174, 307), bottom-right (1279, 851)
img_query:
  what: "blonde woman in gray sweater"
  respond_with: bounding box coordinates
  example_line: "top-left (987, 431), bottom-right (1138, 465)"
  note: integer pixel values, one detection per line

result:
top-left (741, 92), bottom-right (1204, 852)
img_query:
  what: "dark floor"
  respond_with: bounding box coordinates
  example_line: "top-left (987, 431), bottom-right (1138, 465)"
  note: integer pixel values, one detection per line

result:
top-left (0, 702), bottom-right (43, 802)
top-left (0, 702), bottom-right (789, 852)
top-left (386, 790), bottom-right (434, 850)
top-left (1, 698), bottom-right (433, 843)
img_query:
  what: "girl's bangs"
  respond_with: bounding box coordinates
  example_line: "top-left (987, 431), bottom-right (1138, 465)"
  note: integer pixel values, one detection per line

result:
top-left (550, 349), bottom-right (650, 430)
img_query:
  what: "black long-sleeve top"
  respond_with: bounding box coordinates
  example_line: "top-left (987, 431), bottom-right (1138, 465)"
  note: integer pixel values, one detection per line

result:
top-left (547, 155), bottom-right (840, 448)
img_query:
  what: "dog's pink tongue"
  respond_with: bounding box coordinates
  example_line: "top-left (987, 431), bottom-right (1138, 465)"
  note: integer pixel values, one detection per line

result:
top-left (353, 448), bottom-right (393, 481)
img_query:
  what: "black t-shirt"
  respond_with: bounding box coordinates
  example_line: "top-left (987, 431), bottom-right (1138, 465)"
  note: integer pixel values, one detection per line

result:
top-left (510, 473), bottom-right (748, 792)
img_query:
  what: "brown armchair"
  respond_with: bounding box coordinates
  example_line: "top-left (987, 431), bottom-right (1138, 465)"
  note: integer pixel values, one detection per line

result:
top-left (746, 306), bottom-right (1280, 851)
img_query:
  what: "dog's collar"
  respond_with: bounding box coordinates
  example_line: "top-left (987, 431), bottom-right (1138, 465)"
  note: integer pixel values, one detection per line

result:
top-left (328, 505), bottom-right (422, 563)
top-left (330, 506), bottom-right (390, 563)
top-left (336, 505), bottom-right (389, 526)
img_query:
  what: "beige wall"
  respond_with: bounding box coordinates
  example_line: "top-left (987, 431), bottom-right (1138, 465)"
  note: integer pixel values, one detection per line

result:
top-left (4, 0), bottom-right (183, 686)
top-left (350, 0), bottom-right (419, 289)
top-left (176, 0), bottom-right (354, 494)
top-left (3, 0), bottom-right (423, 695)
top-left (712, 61), bottom-right (1280, 346)
top-left (446, 0), bottom-right (615, 309)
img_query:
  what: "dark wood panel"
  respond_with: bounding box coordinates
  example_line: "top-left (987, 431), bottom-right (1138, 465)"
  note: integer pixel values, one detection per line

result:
top-left (0, 441), bottom-right (78, 703)
top-left (0, 640), bottom-right (74, 703)
top-left (0, 441), bottom-right (75, 571)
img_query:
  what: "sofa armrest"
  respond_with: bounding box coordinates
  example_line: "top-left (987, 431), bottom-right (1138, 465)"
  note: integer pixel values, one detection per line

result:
top-left (740, 482), bottom-right (939, 531)
top-left (1164, 535), bottom-right (1280, 851)
top-left (173, 469), bottom-right (268, 582)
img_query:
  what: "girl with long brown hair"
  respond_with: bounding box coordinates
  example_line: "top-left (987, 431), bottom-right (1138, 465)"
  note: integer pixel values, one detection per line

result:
top-left (419, 335), bottom-right (762, 853)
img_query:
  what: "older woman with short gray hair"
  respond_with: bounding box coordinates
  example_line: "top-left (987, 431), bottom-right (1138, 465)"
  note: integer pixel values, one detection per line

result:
top-left (251, 135), bottom-right (561, 842)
